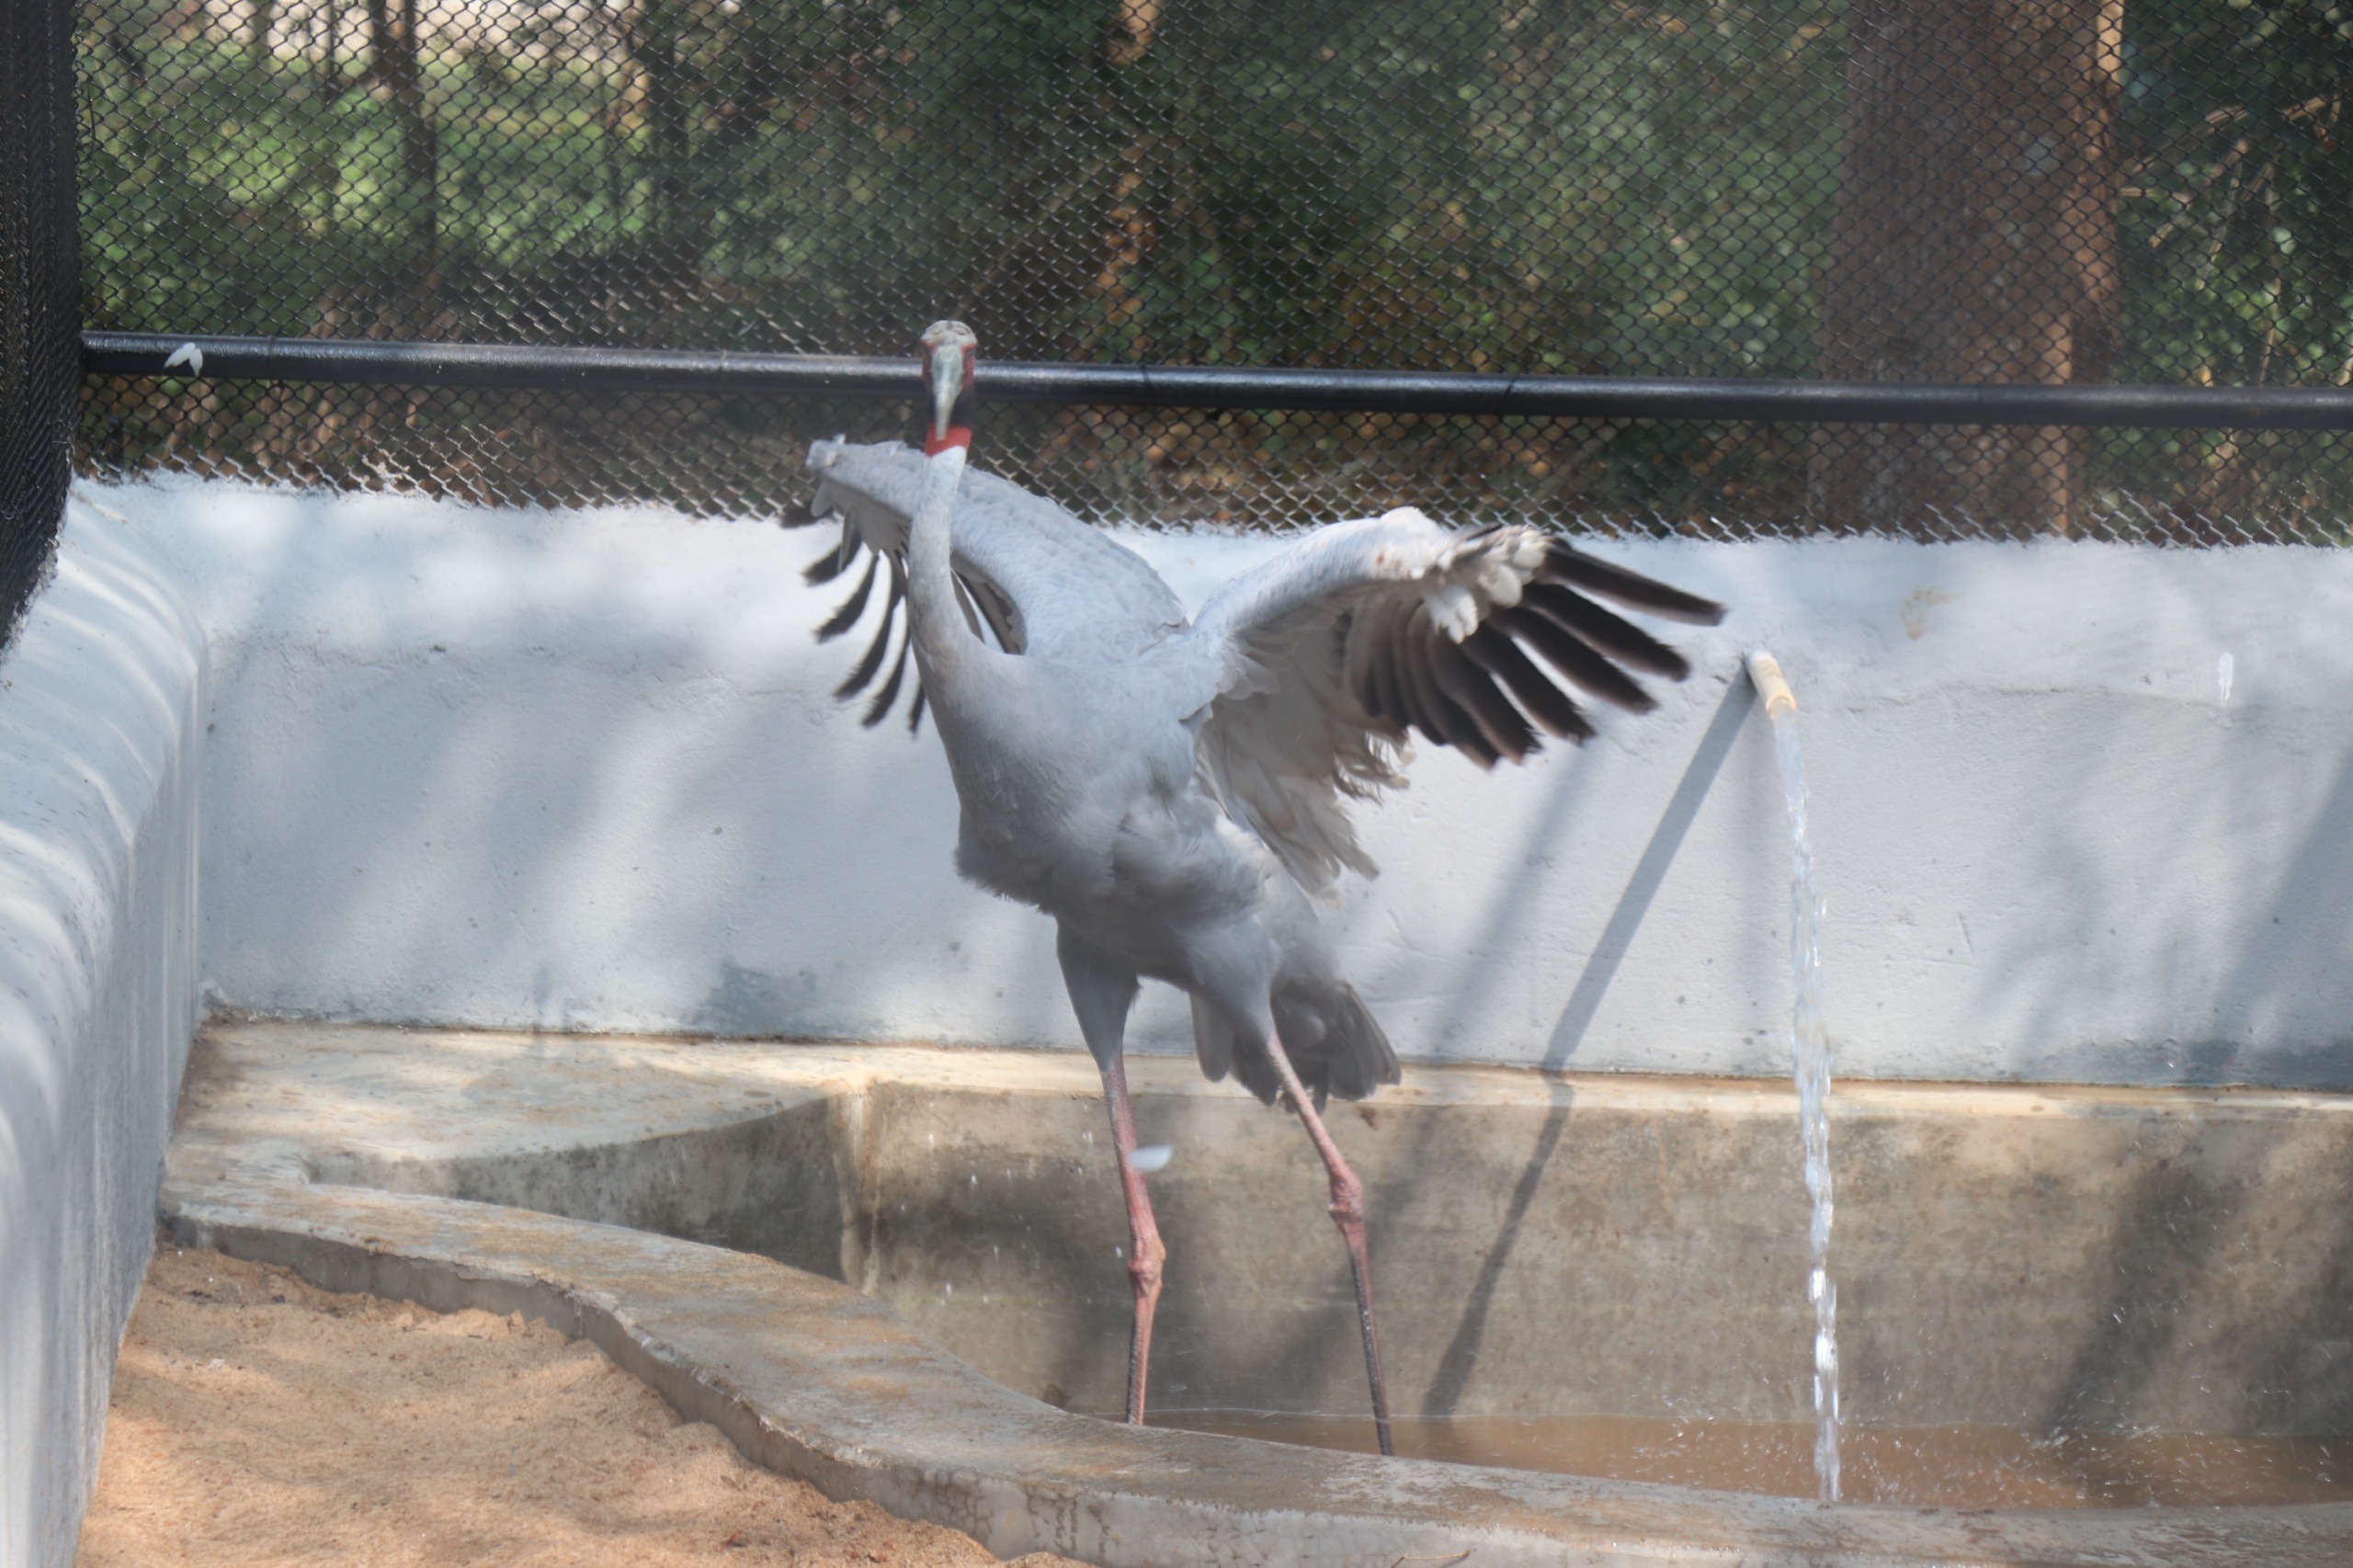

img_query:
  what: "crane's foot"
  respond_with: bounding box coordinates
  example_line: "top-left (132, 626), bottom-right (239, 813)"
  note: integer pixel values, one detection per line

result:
top-left (1264, 1035), bottom-right (1396, 1458)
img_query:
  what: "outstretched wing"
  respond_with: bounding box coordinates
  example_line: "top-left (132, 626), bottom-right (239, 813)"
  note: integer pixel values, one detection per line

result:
top-left (1187, 508), bottom-right (1723, 892)
top-left (789, 438), bottom-right (1186, 729)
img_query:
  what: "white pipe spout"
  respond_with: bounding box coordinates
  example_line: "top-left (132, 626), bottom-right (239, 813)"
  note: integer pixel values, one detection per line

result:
top-left (1746, 649), bottom-right (1798, 718)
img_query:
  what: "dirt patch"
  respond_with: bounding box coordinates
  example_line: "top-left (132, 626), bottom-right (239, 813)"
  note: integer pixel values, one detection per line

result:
top-left (77, 1242), bottom-right (1090, 1567)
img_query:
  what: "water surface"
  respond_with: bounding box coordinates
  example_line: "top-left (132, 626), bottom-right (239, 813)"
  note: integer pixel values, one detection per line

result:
top-left (1152, 1413), bottom-right (2353, 1508)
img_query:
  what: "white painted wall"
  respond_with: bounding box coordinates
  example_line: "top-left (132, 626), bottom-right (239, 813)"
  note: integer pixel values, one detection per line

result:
top-left (13, 474), bottom-right (2353, 1561)
top-left (86, 474), bottom-right (2353, 1092)
top-left (0, 505), bottom-right (202, 1568)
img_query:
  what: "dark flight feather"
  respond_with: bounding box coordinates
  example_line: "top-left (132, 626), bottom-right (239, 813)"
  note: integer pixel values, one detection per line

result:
top-left (1463, 624), bottom-right (1593, 742)
top-left (1190, 993), bottom-right (1236, 1084)
top-left (1361, 611), bottom-right (1414, 733)
top-left (1390, 627), bottom-right (1458, 755)
top-left (1539, 541), bottom-right (1724, 626)
top-left (803, 524), bottom-right (863, 585)
top-left (1500, 601), bottom-right (1658, 712)
top-left (1524, 583), bottom-right (1689, 681)
top-left (817, 555), bottom-right (880, 642)
top-left (864, 616), bottom-right (913, 728)
top-left (835, 559), bottom-right (902, 699)
top-left (1340, 611), bottom-right (1383, 722)
top-left (964, 574), bottom-right (1023, 653)
top-left (1427, 631), bottom-right (1538, 763)
top-left (1400, 621), bottom-right (1498, 767)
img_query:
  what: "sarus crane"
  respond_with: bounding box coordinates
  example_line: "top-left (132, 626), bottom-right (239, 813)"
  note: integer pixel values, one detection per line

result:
top-left (787, 321), bottom-right (1723, 1454)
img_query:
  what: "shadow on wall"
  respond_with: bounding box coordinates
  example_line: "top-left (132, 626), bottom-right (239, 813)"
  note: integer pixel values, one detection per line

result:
top-left (2023, 703), bottom-right (2353, 1424)
top-left (179, 484), bottom-right (1079, 1047)
top-left (2195, 747), bottom-right (2353, 1083)
top-left (1416, 1100), bottom-right (1571, 1420)
top-left (695, 960), bottom-right (818, 1037)
top-left (1419, 676), bottom-right (1758, 1418)
top-left (2244, 1169), bottom-right (2353, 1436)
top-left (1972, 699), bottom-right (2353, 1090)
top-left (2042, 1149), bottom-right (2253, 1438)
top-left (1545, 677), bottom-right (1761, 1070)
top-left (2034, 1111), bottom-right (2353, 1442)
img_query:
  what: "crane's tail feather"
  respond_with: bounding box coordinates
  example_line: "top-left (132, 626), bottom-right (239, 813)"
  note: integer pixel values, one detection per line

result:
top-left (1318, 984), bottom-right (1401, 1105)
top-left (1190, 993), bottom-right (1237, 1085)
top-left (1199, 984), bottom-right (1398, 1112)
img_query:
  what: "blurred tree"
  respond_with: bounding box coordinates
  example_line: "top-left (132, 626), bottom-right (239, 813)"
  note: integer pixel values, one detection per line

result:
top-left (366, 0), bottom-right (438, 278)
top-left (72, 0), bottom-right (2353, 535)
top-left (1813, 0), bottom-right (2122, 533)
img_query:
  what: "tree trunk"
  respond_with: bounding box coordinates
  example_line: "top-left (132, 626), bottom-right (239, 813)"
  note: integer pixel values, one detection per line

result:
top-left (1812, 0), bottom-right (2122, 535)
top-left (640, 7), bottom-right (691, 222)
top-left (248, 0), bottom-right (276, 73)
top-left (365, 0), bottom-right (437, 279)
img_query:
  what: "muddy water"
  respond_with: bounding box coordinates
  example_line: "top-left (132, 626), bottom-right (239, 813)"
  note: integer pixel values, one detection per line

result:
top-left (1149, 1413), bottom-right (2353, 1508)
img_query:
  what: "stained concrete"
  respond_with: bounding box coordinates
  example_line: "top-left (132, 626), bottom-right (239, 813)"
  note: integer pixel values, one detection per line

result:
top-left (163, 1020), bottom-right (2353, 1563)
top-left (180, 1178), bottom-right (2353, 1568)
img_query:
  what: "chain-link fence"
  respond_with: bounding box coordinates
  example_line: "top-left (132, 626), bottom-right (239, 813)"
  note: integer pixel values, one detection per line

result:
top-left (72, 0), bottom-right (2353, 542)
top-left (4, 0), bottom-right (79, 643)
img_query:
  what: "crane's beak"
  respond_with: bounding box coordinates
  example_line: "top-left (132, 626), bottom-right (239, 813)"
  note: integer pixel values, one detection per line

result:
top-left (927, 342), bottom-right (966, 447)
top-left (918, 319), bottom-right (977, 453)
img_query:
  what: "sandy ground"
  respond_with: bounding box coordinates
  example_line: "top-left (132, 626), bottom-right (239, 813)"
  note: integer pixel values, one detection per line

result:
top-left (76, 1242), bottom-right (1089, 1568)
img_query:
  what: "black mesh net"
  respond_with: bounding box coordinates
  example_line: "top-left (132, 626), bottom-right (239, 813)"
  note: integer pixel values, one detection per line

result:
top-left (3, 0), bottom-right (78, 640)
top-left (72, 0), bottom-right (2353, 542)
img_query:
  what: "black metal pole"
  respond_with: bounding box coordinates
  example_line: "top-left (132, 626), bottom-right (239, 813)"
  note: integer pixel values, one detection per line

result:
top-left (81, 330), bottom-right (2353, 430)
top-left (4, 0), bottom-right (81, 644)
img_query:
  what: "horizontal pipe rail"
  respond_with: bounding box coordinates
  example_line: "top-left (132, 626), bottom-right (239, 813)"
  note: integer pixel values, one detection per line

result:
top-left (81, 330), bottom-right (2353, 430)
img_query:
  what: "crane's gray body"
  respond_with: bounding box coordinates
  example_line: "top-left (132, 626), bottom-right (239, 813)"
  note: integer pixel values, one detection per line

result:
top-left (802, 437), bottom-right (1715, 1104)
top-left (930, 636), bottom-right (1349, 1101)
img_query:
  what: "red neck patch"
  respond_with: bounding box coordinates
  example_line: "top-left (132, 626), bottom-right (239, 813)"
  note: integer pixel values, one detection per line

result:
top-left (924, 425), bottom-right (972, 456)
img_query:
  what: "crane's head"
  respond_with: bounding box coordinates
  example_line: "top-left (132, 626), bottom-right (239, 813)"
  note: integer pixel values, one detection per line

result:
top-left (919, 319), bottom-right (978, 456)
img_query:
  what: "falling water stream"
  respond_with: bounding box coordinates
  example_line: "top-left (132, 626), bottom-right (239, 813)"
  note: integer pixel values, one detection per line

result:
top-left (1747, 651), bottom-right (1839, 1504)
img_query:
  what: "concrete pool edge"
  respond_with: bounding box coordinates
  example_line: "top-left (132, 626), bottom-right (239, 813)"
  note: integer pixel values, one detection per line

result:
top-left (158, 1174), bottom-right (2353, 1568)
top-left (175, 1021), bottom-right (2353, 1439)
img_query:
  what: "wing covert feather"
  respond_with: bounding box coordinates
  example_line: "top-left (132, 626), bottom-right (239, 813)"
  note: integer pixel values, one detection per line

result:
top-left (1188, 510), bottom-right (1722, 892)
top-left (797, 443), bottom-right (1722, 893)
top-left (807, 438), bottom-right (1184, 659)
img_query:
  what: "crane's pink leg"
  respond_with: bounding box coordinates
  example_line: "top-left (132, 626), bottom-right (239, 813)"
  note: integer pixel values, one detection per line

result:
top-left (1097, 1053), bottom-right (1166, 1425)
top-left (1261, 1033), bottom-right (1395, 1458)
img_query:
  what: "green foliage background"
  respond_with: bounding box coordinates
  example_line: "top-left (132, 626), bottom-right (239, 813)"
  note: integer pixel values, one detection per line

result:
top-left (73, 0), bottom-right (2353, 534)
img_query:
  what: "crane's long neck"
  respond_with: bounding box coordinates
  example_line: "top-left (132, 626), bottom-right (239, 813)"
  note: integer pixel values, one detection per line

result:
top-left (905, 442), bottom-right (972, 687)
